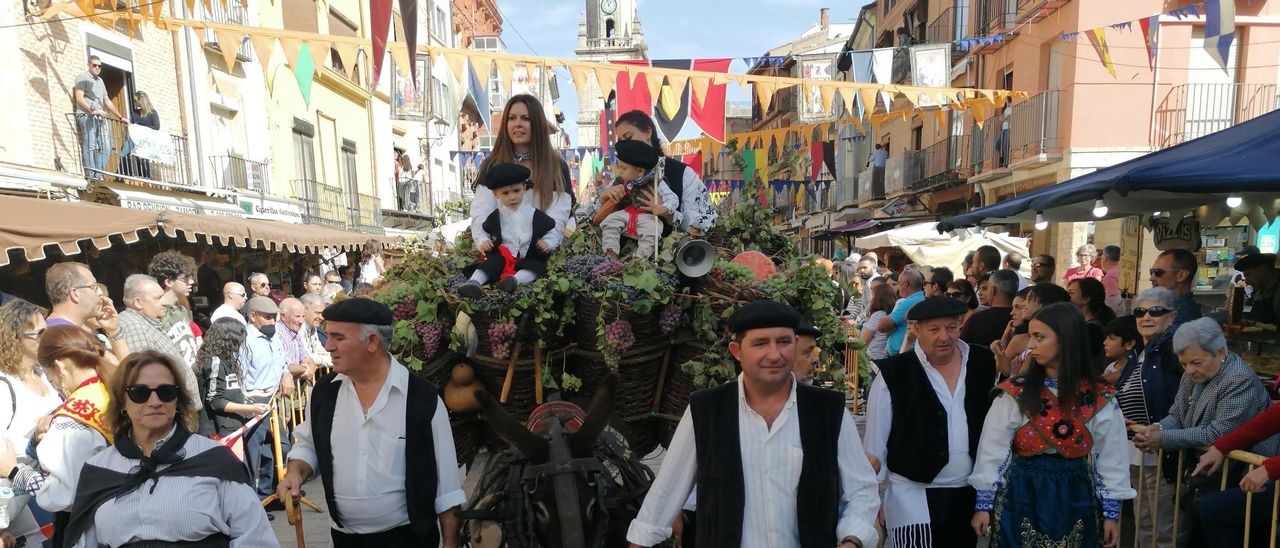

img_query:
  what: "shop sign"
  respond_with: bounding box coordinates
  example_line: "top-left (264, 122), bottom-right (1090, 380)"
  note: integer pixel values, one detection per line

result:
top-left (239, 198), bottom-right (304, 224)
top-left (878, 197), bottom-right (913, 218)
top-left (1150, 216), bottom-right (1201, 252)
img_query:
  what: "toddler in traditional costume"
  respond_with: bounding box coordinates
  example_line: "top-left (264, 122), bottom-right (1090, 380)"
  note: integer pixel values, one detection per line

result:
top-left (458, 163), bottom-right (557, 296)
top-left (592, 140), bottom-right (678, 259)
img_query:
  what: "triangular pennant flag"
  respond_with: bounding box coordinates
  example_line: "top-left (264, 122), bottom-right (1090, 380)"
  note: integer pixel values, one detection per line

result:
top-left (443, 51), bottom-right (469, 86)
top-left (934, 108), bottom-right (948, 128)
top-left (971, 101), bottom-right (988, 128)
top-left (278, 37), bottom-right (305, 70)
top-left (839, 88), bottom-right (856, 117)
top-left (742, 57), bottom-right (757, 69)
top-left (494, 57), bottom-right (517, 93)
top-left (248, 34), bottom-right (278, 84)
top-left (754, 80), bottom-right (777, 113)
top-left (592, 64), bottom-right (620, 99)
top-left (689, 75), bottom-right (711, 108)
top-left (331, 42), bottom-right (362, 80)
top-left (398, 0), bottom-right (419, 87)
top-left (643, 70), bottom-right (665, 105)
top-left (370, 0), bottom-right (392, 85)
top-left (472, 54), bottom-right (495, 90)
top-left (1086, 27), bottom-right (1117, 78)
top-left (390, 44), bottom-right (411, 78)
top-left (627, 65), bottom-right (646, 88)
top-left (667, 72), bottom-right (689, 100)
top-left (567, 63), bottom-right (593, 100)
top-left (728, 73), bottom-right (751, 97)
top-left (1139, 15), bottom-right (1160, 70)
top-left (858, 86), bottom-right (879, 116)
top-left (213, 28), bottom-right (243, 73)
top-left (293, 43), bottom-right (317, 104)
top-left (1203, 0), bottom-right (1236, 74)
top-left (818, 84), bottom-right (836, 116)
top-left (307, 39), bottom-right (331, 75)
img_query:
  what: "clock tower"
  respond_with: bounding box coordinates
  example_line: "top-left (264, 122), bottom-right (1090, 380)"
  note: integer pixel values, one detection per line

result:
top-left (575, 0), bottom-right (647, 147)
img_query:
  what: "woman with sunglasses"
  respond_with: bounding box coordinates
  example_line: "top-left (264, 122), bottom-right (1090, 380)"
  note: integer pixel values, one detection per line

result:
top-left (970, 303), bottom-right (1134, 547)
top-left (0, 325), bottom-right (113, 546)
top-left (945, 279), bottom-right (979, 326)
top-left (0, 301), bottom-right (62, 546)
top-left (62, 351), bottom-right (275, 547)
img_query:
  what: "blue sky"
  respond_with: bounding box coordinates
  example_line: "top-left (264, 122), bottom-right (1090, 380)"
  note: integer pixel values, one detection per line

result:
top-left (498, 0), bottom-right (873, 145)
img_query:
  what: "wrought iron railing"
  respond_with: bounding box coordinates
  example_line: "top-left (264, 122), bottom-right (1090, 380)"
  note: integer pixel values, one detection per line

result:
top-left (349, 193), bottom-right (383, 231)
top-left (892, 47), bottom-right (911, 84)
top-left (209, 155), bottom-right (269, 193)
top-left (927, 8), bottom-right (955, 44)
top-left (1154, 83), bottom-right (1280, 149)
top-left (912, 139), bottom-right (954, 190)
top-left (858, 163), bottom-right (883, 201)
top-left (1008, 90), bottom-right (1062, 164)
top-left (978, 0), bottom-right (1016, 35)
top-left (201, 1), bottom-right (254, 61)
top-left (66, 113), bottom-right (192, 187)
top-left (295, 178), bottom-right (346, 228)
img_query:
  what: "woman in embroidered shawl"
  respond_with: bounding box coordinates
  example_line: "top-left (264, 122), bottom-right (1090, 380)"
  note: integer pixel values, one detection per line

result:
top-left (970, 303), bottom-right (1135, 547)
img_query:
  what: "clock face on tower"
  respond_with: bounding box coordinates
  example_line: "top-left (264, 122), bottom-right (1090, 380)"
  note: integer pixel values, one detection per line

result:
top-left (601, 0), bottom-right (617, 14)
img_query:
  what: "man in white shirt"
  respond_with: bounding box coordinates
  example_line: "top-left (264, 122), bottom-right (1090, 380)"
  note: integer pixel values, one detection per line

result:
top-left (210, 282), bottom-right (248, 324)
top-left (627, 300), bottom-right (880, 548)
top-left (862, 296), bottom-right (997, 547)
top-left (278, 298), bottom-right (464, 547)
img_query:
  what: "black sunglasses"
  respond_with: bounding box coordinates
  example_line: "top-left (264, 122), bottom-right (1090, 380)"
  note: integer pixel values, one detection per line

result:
top-left (946, 292), bottom-right (968, 299)
top-left (1133, 306), bottom-right (1173, 318)
top-left (1149, 268), bottom-right (1183, 277)
top-left (124, 384), bottom-right (180, 404)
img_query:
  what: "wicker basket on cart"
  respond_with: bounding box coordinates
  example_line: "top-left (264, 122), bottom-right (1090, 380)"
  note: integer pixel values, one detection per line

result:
top-left (572, 294), bottom-right (663, 352)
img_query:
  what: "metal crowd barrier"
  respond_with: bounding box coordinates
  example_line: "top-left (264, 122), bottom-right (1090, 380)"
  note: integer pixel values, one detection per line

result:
top-left (265, 373), bottom-right (325, 547)
top-left (1126, 423), bottom-right (1280, 547)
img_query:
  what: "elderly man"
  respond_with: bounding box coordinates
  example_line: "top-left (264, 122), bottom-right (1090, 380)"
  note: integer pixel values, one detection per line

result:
top-left (211, 282), bottom-right (248, 324)
top-left (627, 300), bottom-right (881, 548)
top-left (242, 296), bottom-right (294, 499)
top-left (44, 262), bottom-right (129, 361)
top-left (278, 298), bottom-right (464, 547)
top-left (248, 273), bottom-right (271, 297)
top-left (877, 269), bottom-right (926, 356)
top-left (1002, 252), bottom-right (1030, 290)
top-left (864, 296), bottom-right (997, 547)
top-left (1134, 317), bottom-right (1280, 546)
top-left (148, 251), bottom-right (200, 369)
top-left (960, 269), bottom-right (1018, 347)
top-left (1235, 253), bottom-right (1279, 324)
top-left (274, 298), bottom-right (319, 383)
top-left (1029, 254), bottom-right (1056, 285)
top-left (299, 293), bottom-right (332, 367)
top-left (1149, 249), bottom-right (1202, 327)
top-left (115, 274), bottom-right (199, 402)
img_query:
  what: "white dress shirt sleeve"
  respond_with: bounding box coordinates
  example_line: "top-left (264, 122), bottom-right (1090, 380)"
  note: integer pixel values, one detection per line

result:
top-left (836, 409), bottom-right (882, 547)
top-left (26, 419), bottom-right (108, 512)
top-left (470, 186), bottom-right (498, 243)
top-left (540, 191), bottom-right (573, 250)
top-left (1090, 397), bottom-right (1137, 517)
top-left (860, 376), bottom-right (892, 482)
top-left (286, 416), bottom-right (319, 472)
top-left (221, 478), bottom-right (280, 548)
top-left (969, 392), bottom-right (1021, 510)
top-left (430, 396), bottom-right (467, 513)
top-left (626, 408), bottom-right (697, 546)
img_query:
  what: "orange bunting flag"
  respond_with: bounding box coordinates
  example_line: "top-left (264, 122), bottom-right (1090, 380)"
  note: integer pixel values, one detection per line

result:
top-left (1086, 28), bottom-right (1117, 78)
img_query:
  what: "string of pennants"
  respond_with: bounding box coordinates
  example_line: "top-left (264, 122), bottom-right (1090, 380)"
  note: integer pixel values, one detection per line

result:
top-left (702, 179), bottom-right (834, 209)
top-left (1058, 1), bottom-right (1235, 77)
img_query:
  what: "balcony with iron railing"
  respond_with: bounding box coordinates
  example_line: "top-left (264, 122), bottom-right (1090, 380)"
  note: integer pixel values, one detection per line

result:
top-left (201, 1), bottom-right (254, 62)
top-left (65, 113), bottom-right (193, 188)
top-left (296, 178), bottom-right (346, 228)
top-left (910, 139), bottom-right (962, 191)
top-left (583, 37), bottom-right (641, 50)
top-left (884, 150), bottom-right (925, 197)
top-left (209, 156), bottom-right (269, 193)
top-left (979, 0), bottom-right (1017, 34)
top-left (858, 164), bottom-right (884, 202)
top-left (962, 90), bottom-right (1062, 181)
top-left (348, 193), bottom-right (383, 232)
top-left (892, 47), bottom-right (911, 84)
top-left (1154, 82), bottom-right (1280, 150)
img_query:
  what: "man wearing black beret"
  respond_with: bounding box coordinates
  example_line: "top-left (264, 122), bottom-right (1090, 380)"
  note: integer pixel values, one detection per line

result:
top-left (628, 300), bottom-right (880, 548)
top-left (862, 296), bottom-right (997, 547)
top-left (278, 298), bottom-right (465, 547)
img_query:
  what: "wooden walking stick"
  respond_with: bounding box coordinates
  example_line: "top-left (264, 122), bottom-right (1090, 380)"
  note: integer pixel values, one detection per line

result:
top-left (533, 344), bottom-right (544, 404)
top-left (499, 316), bottom-right (531, 403)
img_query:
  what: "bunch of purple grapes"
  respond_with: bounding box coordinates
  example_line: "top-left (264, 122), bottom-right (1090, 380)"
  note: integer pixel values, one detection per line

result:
top-left (563, 256), bottom-right (611, 279)
top-left (590, 260), bottom-right (624, 280)
top-left (658, 304), bottom-right (682, 335)
top-left (487, 321), bottom-right (518, 360)
top-left (604, 319), bottom-right (635, 354)
top-left (393, 300), bottom-right (416, 321)
top-left (415, 321), bottom-right (445, 359)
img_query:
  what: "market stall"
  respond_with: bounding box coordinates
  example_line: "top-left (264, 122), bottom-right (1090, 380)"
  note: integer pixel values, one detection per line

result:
top-left (855, 222), bottom-right (1030, 275)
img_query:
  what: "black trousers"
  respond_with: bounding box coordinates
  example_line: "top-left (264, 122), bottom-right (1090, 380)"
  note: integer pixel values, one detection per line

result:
top-left (330, 525), bottom-right (421, 548)
top-left (926, 486), bottom-right (978, 547)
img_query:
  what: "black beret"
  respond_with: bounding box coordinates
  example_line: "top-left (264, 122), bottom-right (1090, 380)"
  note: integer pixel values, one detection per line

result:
top-left (1235, 253), bottom-right (1276, 272)
top-left (480, 163), bottom-right (531, 190)
top-left (615, 140), bottom-right (659, 171)
top-left (727, 300), bottom-right (801, 336)
top-left (906, 296), bottom-right (970, 322)
top-left (796, 321), bottom-right (822, 339)
top-left (323, 297), bottom-right (393, 326)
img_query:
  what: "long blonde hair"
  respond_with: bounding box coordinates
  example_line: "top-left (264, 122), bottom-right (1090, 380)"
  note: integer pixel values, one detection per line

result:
top-left (475, 94), bottom-right (563, 210)
top-left (133, 91), bottom-right (153, 116)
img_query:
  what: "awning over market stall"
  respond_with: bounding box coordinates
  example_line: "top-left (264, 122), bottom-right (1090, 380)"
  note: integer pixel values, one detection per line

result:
top-left (0, 195), bottom-right (396, 267)
top-left (0, 195), bottom-right (161, 266)
top-left (937, 109), bottom-right (1280, 232)
top-left (857, 222), bottom-right (1029, 275)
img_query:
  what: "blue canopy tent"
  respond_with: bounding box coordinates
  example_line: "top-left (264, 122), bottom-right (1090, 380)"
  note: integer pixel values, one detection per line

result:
top-left (937, 109), bottom-right (1280, 232)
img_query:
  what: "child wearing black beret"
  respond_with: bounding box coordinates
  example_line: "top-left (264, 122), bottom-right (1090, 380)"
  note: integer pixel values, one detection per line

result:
top-left (458, 163), bottom-right (559, 296)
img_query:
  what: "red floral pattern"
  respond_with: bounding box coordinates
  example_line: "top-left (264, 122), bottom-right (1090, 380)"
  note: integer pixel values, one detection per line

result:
top-left (997, 378), bottom-right (1114, 459)
top-left (53, 378), bottom-right (112, 442)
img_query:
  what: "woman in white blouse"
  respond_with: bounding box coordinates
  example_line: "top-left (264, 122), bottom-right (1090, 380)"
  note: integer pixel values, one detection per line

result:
top-left (0, 300), bottom-right (63, 546)
top-left (469, 94), bottom-right (573, 252)
top-left (601, 110), bottom-right (719, 236)
top-left (64, 350), bottom-right (276, 547)
top-left (969, 303), bottom-right (1134, 547)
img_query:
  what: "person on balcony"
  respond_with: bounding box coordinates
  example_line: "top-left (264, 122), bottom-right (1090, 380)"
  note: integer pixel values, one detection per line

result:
top-left (72, 55), bottom-right (123, 181)
top-left (121, 90), bottom-right (159, 180)
top-left (867, 143), bottom-right (888, 198)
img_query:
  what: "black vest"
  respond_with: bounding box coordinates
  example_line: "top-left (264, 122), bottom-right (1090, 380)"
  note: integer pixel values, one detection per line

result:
top-left (661, 157), bottom-right (687, 212)
top-left (311, 370), bottom-right (441, 544)
top-left (690, 381), bottom-right (844, 548)
top-left (877, 345), bottom-right (997, 483)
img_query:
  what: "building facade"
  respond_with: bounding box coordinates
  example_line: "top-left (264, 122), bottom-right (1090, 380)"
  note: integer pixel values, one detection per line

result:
top-left (574, 0), bottom-right (648, 147)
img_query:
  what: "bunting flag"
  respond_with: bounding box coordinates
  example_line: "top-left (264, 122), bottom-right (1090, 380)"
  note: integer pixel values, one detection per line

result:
top-left (689, 59), bottom-right (732, 142)
top-left (292, 43), bottom-right (317, 104)
top-left (810, 141), bottom-right (823, 181)
top-left (652, 59), bottom-right (692, 143)
top-left (681, 152), bottom-right (703, 178)
top-left (741, 149), bottom-right (756, 185)
top-left (870, 48), bottom-right (893, 111)
top-left (822, 141), bottom-right (836, 180)
top-left (1139, 15), bottom-right (1160, 70)
top-left (370, 0), bottom-right (393, 85)
top-left (398, 0), bottom-right (418, 87)
top-left (1085, 28), bottom-right (1116, 78)
top-left (1203, 0), bottom-right (1236, 73)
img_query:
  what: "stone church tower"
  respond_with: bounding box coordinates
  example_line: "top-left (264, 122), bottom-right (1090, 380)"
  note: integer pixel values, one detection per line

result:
top-left (574, 0), bottom-right (648, 147)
